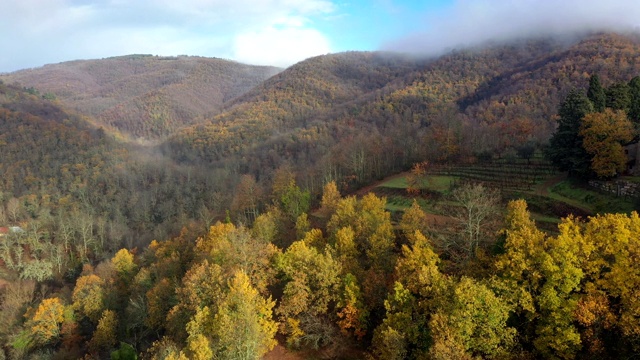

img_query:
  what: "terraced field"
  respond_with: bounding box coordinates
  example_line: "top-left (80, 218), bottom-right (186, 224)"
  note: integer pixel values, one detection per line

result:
top-left (430, 159), bottom-right (557, 192)
top-left (366, 156), bottom-right (636, 234)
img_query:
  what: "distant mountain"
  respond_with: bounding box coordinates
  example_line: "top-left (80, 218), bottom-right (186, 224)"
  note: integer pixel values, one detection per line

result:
top-left (1, 55), bottom-right (281, 140)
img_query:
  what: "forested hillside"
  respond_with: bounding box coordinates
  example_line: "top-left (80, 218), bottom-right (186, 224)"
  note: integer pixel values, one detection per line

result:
top-left (4, 181), bottom-right (640, 359)
top-left (1, 31), bottom-right (640, 359)
top-left (1, 55), bottom-right (281, 139)
top-left (0, 82), bottom-right (243, 258)
top-left (165, 33), bottom-right (640, 193)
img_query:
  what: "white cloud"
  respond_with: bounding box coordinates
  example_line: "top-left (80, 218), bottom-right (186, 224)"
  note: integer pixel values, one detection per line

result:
top-left (0, 0), bottom-right (336, 72)
top-left (233, 26), bottom-right (331, 67)
top-left (384, 0), bottom-right (640, 56)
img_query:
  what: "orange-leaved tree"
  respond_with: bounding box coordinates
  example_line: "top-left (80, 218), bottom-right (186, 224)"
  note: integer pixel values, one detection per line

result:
top-left (579, 109), bottom-right (634, 178)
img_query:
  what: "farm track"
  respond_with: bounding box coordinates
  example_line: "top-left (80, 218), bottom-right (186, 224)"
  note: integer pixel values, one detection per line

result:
top-left (354, 172), bottom-right (409, 197)
top-left (533, 173), bottom-right (568, 197)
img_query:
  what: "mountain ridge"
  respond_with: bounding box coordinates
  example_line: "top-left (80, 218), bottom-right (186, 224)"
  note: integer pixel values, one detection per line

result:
top-left (158, 32), bottom-right (640, 190)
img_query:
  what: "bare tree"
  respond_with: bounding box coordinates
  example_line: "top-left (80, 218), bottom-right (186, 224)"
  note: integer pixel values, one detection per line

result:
top-left (6, 198), bottom-right (21, 224)
top-left (231, 174), bottom-right (263, 223)
top-left (446, 183), bottom-right (501, 259)
top-left (0, 205), bottom-right (6, 224)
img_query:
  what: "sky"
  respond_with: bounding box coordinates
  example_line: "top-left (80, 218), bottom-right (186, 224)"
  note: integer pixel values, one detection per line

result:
top-left (1, 0), bottom-right (639, 73)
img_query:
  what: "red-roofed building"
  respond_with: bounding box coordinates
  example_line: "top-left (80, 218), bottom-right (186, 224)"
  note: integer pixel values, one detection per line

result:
top-left (0, 227), bottom-right (8, 237)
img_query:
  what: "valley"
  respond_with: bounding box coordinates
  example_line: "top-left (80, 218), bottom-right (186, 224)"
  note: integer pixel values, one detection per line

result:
top-left (0, 32), bottom-right (640, 359)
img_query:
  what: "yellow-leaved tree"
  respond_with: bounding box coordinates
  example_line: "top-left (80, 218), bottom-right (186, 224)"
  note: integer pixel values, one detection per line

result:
top-left (26, 297), bottom-right (66, 347)
top-left (580, 109), bottom-right (634, 178)
top-left (579, 212), bottom-right (640, 355)
top-left (88, 309), bottom-right (118, 354)
top-left (371, 231), bottom-right (441, 359)
top-left (72, 274), bottom-right (105, 322)
top-left (196, 221), bottom-right (278, 295)
top-left (496, 200), bottom-right (587, 359)
top-left (276, 239), bottom-right (342, 349)
top-left (185, 271), bottom-right (277, 360)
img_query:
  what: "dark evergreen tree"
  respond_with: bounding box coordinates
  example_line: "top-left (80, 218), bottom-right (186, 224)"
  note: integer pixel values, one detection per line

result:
top-left (628, 76), bottom-right (640, 126)
top-left (606, 82), bottom-right (631, 111)
top-left (587, 74), bottom-right (606, 112)
top-left (546, 89), bottom-right (594, 178)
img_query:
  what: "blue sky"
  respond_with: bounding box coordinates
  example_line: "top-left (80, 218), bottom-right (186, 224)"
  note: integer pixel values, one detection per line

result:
top-left (0, 0), bottom-right (638, 73)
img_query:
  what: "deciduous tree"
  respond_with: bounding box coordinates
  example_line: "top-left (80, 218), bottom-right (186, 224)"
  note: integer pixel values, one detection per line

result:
top-left (319, 181), bottom-right (341, 218)
top-left (88, 310), bottom-right (118, 354)
top-left (448, 183), bottom-right (500, 259)
top-left (185, 271), bottom-right (277, 360)
top-left (27, 297), bottom-right (66, 347)
top-left (580, 109), bottom-right (634, 178)
top-left (276, 240), bottom-right (342, 348)
top-left (72, 274), bottom-right (105, 322)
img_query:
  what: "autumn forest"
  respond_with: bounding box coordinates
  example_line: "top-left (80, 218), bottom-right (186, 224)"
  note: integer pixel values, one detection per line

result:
top-left (1, 32), bottom-right (640, 359)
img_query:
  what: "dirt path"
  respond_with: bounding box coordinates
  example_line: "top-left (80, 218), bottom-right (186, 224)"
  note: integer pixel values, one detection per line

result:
top-left (533, 173), bottom-right (567, 196)
top-left (353, 172), bottom-right (409, 197)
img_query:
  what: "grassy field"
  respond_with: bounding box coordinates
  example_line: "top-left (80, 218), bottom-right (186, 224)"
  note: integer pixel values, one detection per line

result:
top-left (381, 175), bottom-right (456, 193)
top-left (549, 179), bottom-right (637, 214)
top-left (374, 158), bottom-right (638, 226)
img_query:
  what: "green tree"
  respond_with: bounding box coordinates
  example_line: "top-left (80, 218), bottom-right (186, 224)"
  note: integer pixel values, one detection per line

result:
top-left (398, 200), bottom-right (429, 240)
top-left (110, 342), bottom-right (138, 360)
top-left (214, 271), bottom-right (277, 360)
top-left (428, 277), bottom-right (516, 359)
top-left (587, 74), bottom-right (606, 112)
top-left (279, 180), bottom-right (311, 221)
top-left (628, 76), bottom-right (640, 125)
top-left (496, 201), bottom-right (586, 359)
top-left (251, 209), bottom-right (281, 244)
top-left (196, 221), bottom-right (278, 295)
top-left (166, 260), bottom-right (225, 342)
top-left (606, 82), bottom-right (631, 111)
top-left (370, 283), bottom-right (417, 360)
top-left (333, 226), bottom-right (359, 275)
top-left (372, 231), bottom-right (441, 359)
top-left (337, 273), bottom-right (368, 340)
top-left (533, 217), bottom-right (585, 359)
top-left (276, 240), bottom-right (342, 348)
top-left (112, 248), bottom-right (137, 282)
top-left (546, 89), bottom-right (594, 177)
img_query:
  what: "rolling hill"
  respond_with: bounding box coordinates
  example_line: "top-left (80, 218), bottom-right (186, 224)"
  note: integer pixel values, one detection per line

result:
top-left (3, 31), bottom-right (640, 209)
top-left (163, 32), bottom-right (640, 190)
top-left (1, 55), bottom-right (281, 140)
